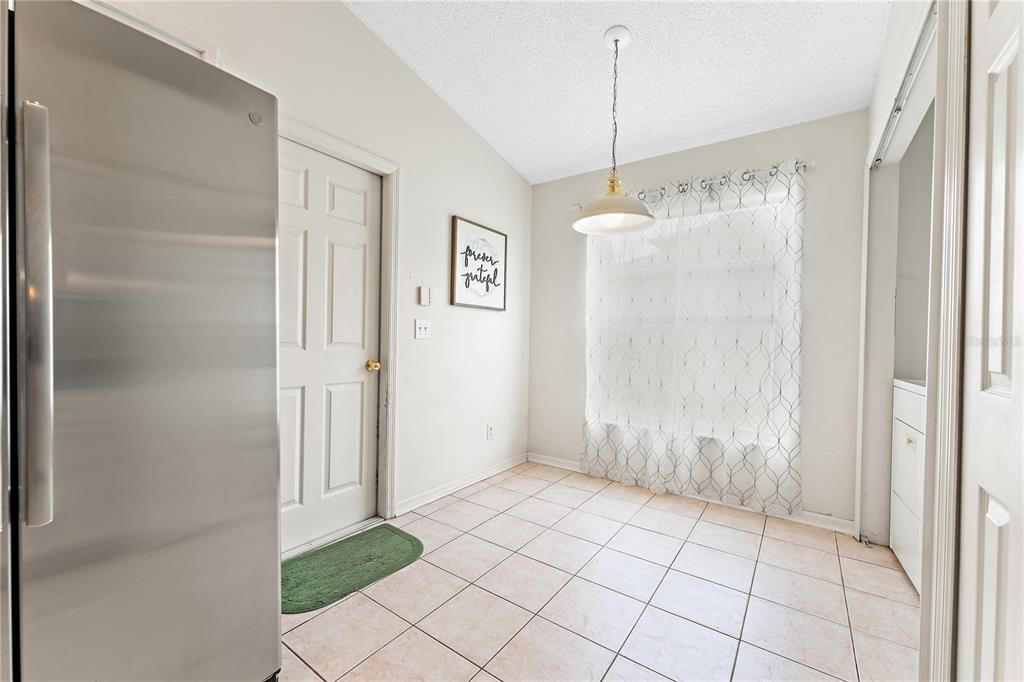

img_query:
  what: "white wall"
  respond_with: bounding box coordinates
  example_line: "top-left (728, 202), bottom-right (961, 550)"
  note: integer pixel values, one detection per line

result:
top-left (895, 105), bottom-right (934, 380)
top-left (139, 1), bottom-right (533, 510)
top-left (860, 165), bottom-right (900, 543)
top-left (529, 110), bottom-right (869, 523)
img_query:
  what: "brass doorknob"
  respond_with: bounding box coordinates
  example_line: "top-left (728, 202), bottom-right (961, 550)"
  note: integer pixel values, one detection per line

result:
top-left (365, 359), bottom-right (382, 372)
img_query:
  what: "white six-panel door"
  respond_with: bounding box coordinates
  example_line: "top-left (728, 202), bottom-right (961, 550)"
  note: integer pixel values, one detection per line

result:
top-left (958, 0), bottom-right (1023, 678)
top-left (278, 138), bottom-right (382, 553)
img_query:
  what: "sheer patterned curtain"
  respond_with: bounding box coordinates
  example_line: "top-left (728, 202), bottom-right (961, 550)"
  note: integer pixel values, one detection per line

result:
top-left (582, 160), bottom-right (804, 515)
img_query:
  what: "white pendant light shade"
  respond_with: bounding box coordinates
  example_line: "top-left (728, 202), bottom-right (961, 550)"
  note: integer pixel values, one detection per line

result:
top-left (573, 185), bottom-right (655, 235)
top-left (573, 172), bottom-right (655, 235)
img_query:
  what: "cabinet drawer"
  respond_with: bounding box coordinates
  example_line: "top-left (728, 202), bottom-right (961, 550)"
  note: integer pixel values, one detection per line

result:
top-left (893, 386), bottom-right (926, 432)
top-left (891, 419), bottom-right (925, 521)
top-left (890, 492), bottom-right (922, 592)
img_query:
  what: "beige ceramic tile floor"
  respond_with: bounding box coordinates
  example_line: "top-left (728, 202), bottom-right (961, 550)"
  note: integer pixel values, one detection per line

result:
top-left (281, 462), bottom-right (921, 682)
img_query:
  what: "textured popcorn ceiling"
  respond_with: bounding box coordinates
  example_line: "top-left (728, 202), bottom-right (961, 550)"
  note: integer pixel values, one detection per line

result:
top-left (347, 1), bottom-right (890, 184)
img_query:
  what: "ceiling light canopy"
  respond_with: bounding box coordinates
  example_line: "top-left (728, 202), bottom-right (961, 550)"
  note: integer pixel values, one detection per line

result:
top-left (573, 25), bottom-right (654, 236)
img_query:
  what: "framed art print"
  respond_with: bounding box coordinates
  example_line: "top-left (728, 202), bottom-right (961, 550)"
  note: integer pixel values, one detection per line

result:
top-left (450, 216), bottom-right (507, 311)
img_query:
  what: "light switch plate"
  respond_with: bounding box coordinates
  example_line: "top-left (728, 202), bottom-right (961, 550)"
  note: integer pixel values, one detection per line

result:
top-left (414, 319), bottom-right (432, 339)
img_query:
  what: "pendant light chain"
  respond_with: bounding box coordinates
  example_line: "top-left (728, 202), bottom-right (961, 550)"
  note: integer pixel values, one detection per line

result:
top-left (611, 38), bottom-right (619, 176)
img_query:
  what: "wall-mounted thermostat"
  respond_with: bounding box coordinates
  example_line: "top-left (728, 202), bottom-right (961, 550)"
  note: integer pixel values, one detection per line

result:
top-left (418, 286), bottom-right (432, 306)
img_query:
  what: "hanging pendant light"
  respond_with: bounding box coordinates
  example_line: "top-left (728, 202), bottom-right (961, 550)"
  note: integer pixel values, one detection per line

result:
top-left (573, 25), bottom-right (655, 235)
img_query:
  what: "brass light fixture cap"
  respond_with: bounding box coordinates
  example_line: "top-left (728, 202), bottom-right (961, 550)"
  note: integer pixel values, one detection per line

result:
top-left (606, 172), bottom-right (623, 195)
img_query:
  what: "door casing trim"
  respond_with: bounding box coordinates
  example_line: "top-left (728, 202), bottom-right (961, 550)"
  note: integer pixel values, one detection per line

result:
top-left (278, 114), bottom-right (401, 522)
top-left (920, 2), bottom-right (968, 680)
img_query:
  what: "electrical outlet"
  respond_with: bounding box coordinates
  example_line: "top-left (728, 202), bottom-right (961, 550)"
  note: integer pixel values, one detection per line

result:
top-left (486, 424), bottom-right (494, 441)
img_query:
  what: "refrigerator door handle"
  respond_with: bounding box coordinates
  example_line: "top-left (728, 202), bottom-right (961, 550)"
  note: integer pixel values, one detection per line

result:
top-left (23, 100), bottom-right (54, 528)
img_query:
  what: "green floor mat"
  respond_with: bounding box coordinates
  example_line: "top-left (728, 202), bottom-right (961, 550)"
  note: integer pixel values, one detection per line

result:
top-left (282, 523), bottom-right (423, 614)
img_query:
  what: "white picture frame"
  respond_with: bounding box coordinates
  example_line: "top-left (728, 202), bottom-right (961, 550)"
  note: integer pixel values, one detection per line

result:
top-left (450, 215), bottom-right (508, 311)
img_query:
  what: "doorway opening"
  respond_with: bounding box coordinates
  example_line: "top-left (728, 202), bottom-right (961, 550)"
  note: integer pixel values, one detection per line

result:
top-left (278, 117), bottom-right (401, 557)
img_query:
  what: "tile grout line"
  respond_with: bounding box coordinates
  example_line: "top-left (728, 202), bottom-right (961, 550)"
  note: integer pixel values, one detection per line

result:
top-left (598, 491), bottom-right (741, 675)
top-left (743, 572), bottom-right (855, 628)
top-left (843, 585), bottom-right (923, 650)
top-left (322, 618), bottom-right (411, 681)
top-left (839, 541), bottom-right (864, 682)
top-left (282, 640), bottom-right (328, 682)
top-left (838, 554), bottom-right (923, 605)
top-left (746, 536), bottom-right (850, 584)
top-left (600, 499), bottom-right (693, 682)
top-left (363, 528), bottom-right (606, 682)
top-left (738, 641), bottom-right (848, 682)
top-left (469, 472), bottom-right (642, 678)
top-left (372, 503), bottom-right (593, 663)
top-left (730, 518), bottom-right (766, 680)
top-left (604, 655), bottom-right (669, 681)
top-left (490, 476), bottom-right (656, 680)
top-left (412, 559), bottom-right (553, 679)
top-left (736, 529), bottom-right (861, 682)
top-left (410, 470), bottom-right (609, 678)
top-left (652, 509), bottom-right (864, 681)
top-left (475, 471), bottom-right (626, 671)
top-left (331, 579), bottom-right (484, 680)
top-left (475, 470), bottom-right (620, 678)
top-left (354, 563), bottom-right (517, 679)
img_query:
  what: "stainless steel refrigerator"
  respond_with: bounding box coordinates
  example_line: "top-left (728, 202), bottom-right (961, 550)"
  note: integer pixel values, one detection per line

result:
top-left (0, 2), bottom-right (281, 679)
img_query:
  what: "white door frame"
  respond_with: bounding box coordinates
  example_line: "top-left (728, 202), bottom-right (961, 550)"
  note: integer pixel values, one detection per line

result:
top-left (850, 2), bottom-right (965, 676)
top-left (279, 115), bottom-right (401, 522)
top-left (853, 1), bottom-right (937, 544)
top-left (920, 2), bottom-right (968, 680)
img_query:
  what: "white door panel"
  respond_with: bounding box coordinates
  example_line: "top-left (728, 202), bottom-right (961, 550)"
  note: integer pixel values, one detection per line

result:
top-left (279, 386), bottom-right (305, 509)
top-left (958, 2), bottom-right (1024, 678)
top-left (278, 138), bottom-right (381, 552)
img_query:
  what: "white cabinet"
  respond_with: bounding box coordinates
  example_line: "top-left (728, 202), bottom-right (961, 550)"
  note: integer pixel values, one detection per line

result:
top-left (891, 418), bottom-right (925, 519)
top-left (890, 491), bottom-right (922, 590)
top-left (890, 379), bottom-right (926, 591)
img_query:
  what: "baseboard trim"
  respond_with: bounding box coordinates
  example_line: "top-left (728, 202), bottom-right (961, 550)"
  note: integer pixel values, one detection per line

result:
top-left (526, 451), bottom-right (581, 472)
top-left (673, 491), bottom-right (856, 535)
top-left (795, 509), bottom-right (855, 535)
top-left (393, 452), bottom-right (528, 516)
